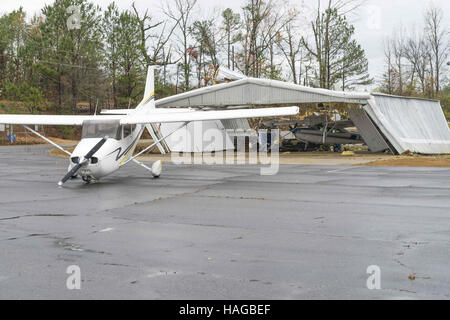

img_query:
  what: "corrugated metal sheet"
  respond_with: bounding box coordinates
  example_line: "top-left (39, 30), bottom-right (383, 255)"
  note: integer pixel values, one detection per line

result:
top-left (220, 118), bottom-right (255, 139)
top-left (365, 94), bottom-right (450, 154)
top-left (346, 106), bottom-right (391, 153)
top-left (156, 78), bottom-right (370, 108)
top-left (220, 118), bottom-right (251, 131)
top-left (159, 120), bottom-right (234, 153)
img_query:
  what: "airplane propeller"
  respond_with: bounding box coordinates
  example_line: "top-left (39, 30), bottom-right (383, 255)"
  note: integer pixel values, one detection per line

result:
top-left (58, 136), bottom-right (108, 186)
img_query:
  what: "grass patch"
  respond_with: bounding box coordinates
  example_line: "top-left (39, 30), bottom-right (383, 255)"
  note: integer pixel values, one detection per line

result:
top-left (362, 155), bottom-right (450, 167)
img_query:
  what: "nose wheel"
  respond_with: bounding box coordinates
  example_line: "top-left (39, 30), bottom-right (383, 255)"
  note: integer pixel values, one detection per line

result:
top-left (82, 176), bottom-right (93, 184)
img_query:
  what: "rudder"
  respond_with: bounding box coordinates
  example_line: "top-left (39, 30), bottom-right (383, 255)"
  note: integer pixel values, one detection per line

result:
top-left (138, 66), bottom-right (156, 110)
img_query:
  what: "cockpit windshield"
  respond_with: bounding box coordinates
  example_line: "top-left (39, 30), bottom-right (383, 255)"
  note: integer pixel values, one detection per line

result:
top-left (82, 120), bottom-right (121, 139)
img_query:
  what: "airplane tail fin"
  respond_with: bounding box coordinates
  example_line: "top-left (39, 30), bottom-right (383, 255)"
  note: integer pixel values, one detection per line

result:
top-left (138, 66), bottom-right (156, 110)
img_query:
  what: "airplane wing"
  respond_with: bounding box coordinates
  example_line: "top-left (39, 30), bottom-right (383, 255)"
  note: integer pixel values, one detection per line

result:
top-left (0, 115), bottom-right (122, 126)
top-left (101, 108), bottom-right (194, 115)
top-left (0, 107), bottom-right (298, 126)
top-left (100, 109), bottom-right (133, 115)
top-left (120, 107), bottom-right (299, 125)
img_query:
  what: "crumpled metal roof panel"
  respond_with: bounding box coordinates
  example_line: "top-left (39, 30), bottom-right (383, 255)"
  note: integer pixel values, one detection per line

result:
top-left (365, 93), bottom-right (450, 154)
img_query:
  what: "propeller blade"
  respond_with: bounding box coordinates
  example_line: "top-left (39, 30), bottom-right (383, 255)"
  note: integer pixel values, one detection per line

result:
top-left (58, 163), bottom-right (83, 186)
top-left (84, 136), bottom-right (108, 159)
top-left (58, 136), bottom-right (108, 186)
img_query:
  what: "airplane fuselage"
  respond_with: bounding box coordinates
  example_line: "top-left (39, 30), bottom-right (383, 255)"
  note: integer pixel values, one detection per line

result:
top-left (69, 124), bottom-right (144, 181)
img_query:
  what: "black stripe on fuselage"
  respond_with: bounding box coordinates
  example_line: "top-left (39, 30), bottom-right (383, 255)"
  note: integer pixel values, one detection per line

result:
top-left (107, 128), bottom-right (144, 162)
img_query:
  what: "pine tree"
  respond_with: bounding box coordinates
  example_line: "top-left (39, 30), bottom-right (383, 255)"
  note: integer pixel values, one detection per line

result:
top-left (302, 7), bottom-right (372, 90)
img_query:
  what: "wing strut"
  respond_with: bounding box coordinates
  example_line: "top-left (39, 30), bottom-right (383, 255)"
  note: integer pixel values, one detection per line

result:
top-left (120, 121), bottom-right (189, 167)
top-left (23, 125), bottom-right (72, 156)
top-left (145, 124), bottom-right (167, 154)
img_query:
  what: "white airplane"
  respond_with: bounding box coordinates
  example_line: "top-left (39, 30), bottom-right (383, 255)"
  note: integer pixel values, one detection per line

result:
top-left (0, 67), bottom-right (298, 186)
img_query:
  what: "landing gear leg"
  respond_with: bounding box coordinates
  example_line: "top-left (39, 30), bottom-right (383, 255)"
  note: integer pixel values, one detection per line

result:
top-left (131, 159), bottom-right (162, 178)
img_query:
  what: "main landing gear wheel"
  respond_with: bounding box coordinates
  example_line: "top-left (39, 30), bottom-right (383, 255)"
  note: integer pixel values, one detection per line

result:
top-left (151, 160), bottom-right (162, 178)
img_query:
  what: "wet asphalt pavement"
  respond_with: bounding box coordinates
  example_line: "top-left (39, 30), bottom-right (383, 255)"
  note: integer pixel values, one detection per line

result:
top-left (0, 145), bottom-right (449, 299)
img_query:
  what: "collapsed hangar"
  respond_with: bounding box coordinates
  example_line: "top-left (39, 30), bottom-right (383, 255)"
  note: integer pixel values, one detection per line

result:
top-left (137, 77), bottom-right (450, 155)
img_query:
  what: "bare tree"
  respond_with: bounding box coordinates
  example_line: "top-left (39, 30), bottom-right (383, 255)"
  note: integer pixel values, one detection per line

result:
top-left (276, 12), bottom-right (303, 83)
top-left (261, 4), bottom-right (296, 79)
top-left (403, 30), bottom-right (430, 95)
top-left (132, 2), bottom-right (180, 68)
top-left (382, 38), bottom-right (394, 94)
top-left (164, 0), bottom-right (198, 91)
top-left (239, 0), bottom-right (293, 78)
top-left (392, 28), bottom-right (405, 95)
top-left (424, 4), bottom-right (449, 93)
top-left (327, 0), bottom-right (366, 17)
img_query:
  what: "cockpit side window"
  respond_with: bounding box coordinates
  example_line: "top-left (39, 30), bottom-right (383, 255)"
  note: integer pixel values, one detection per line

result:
top-left (82, 120), bottom-right (121, 139)
top-left (122, 125), bottom-right (136, 139)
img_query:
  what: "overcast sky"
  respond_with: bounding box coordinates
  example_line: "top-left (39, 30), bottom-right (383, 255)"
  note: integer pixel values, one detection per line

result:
top-left (2, 0), bottom-right (449, 86)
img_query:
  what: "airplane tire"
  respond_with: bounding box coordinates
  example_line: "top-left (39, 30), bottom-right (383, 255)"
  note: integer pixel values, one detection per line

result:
top-left (82, 176), bottom-right (92, 184)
